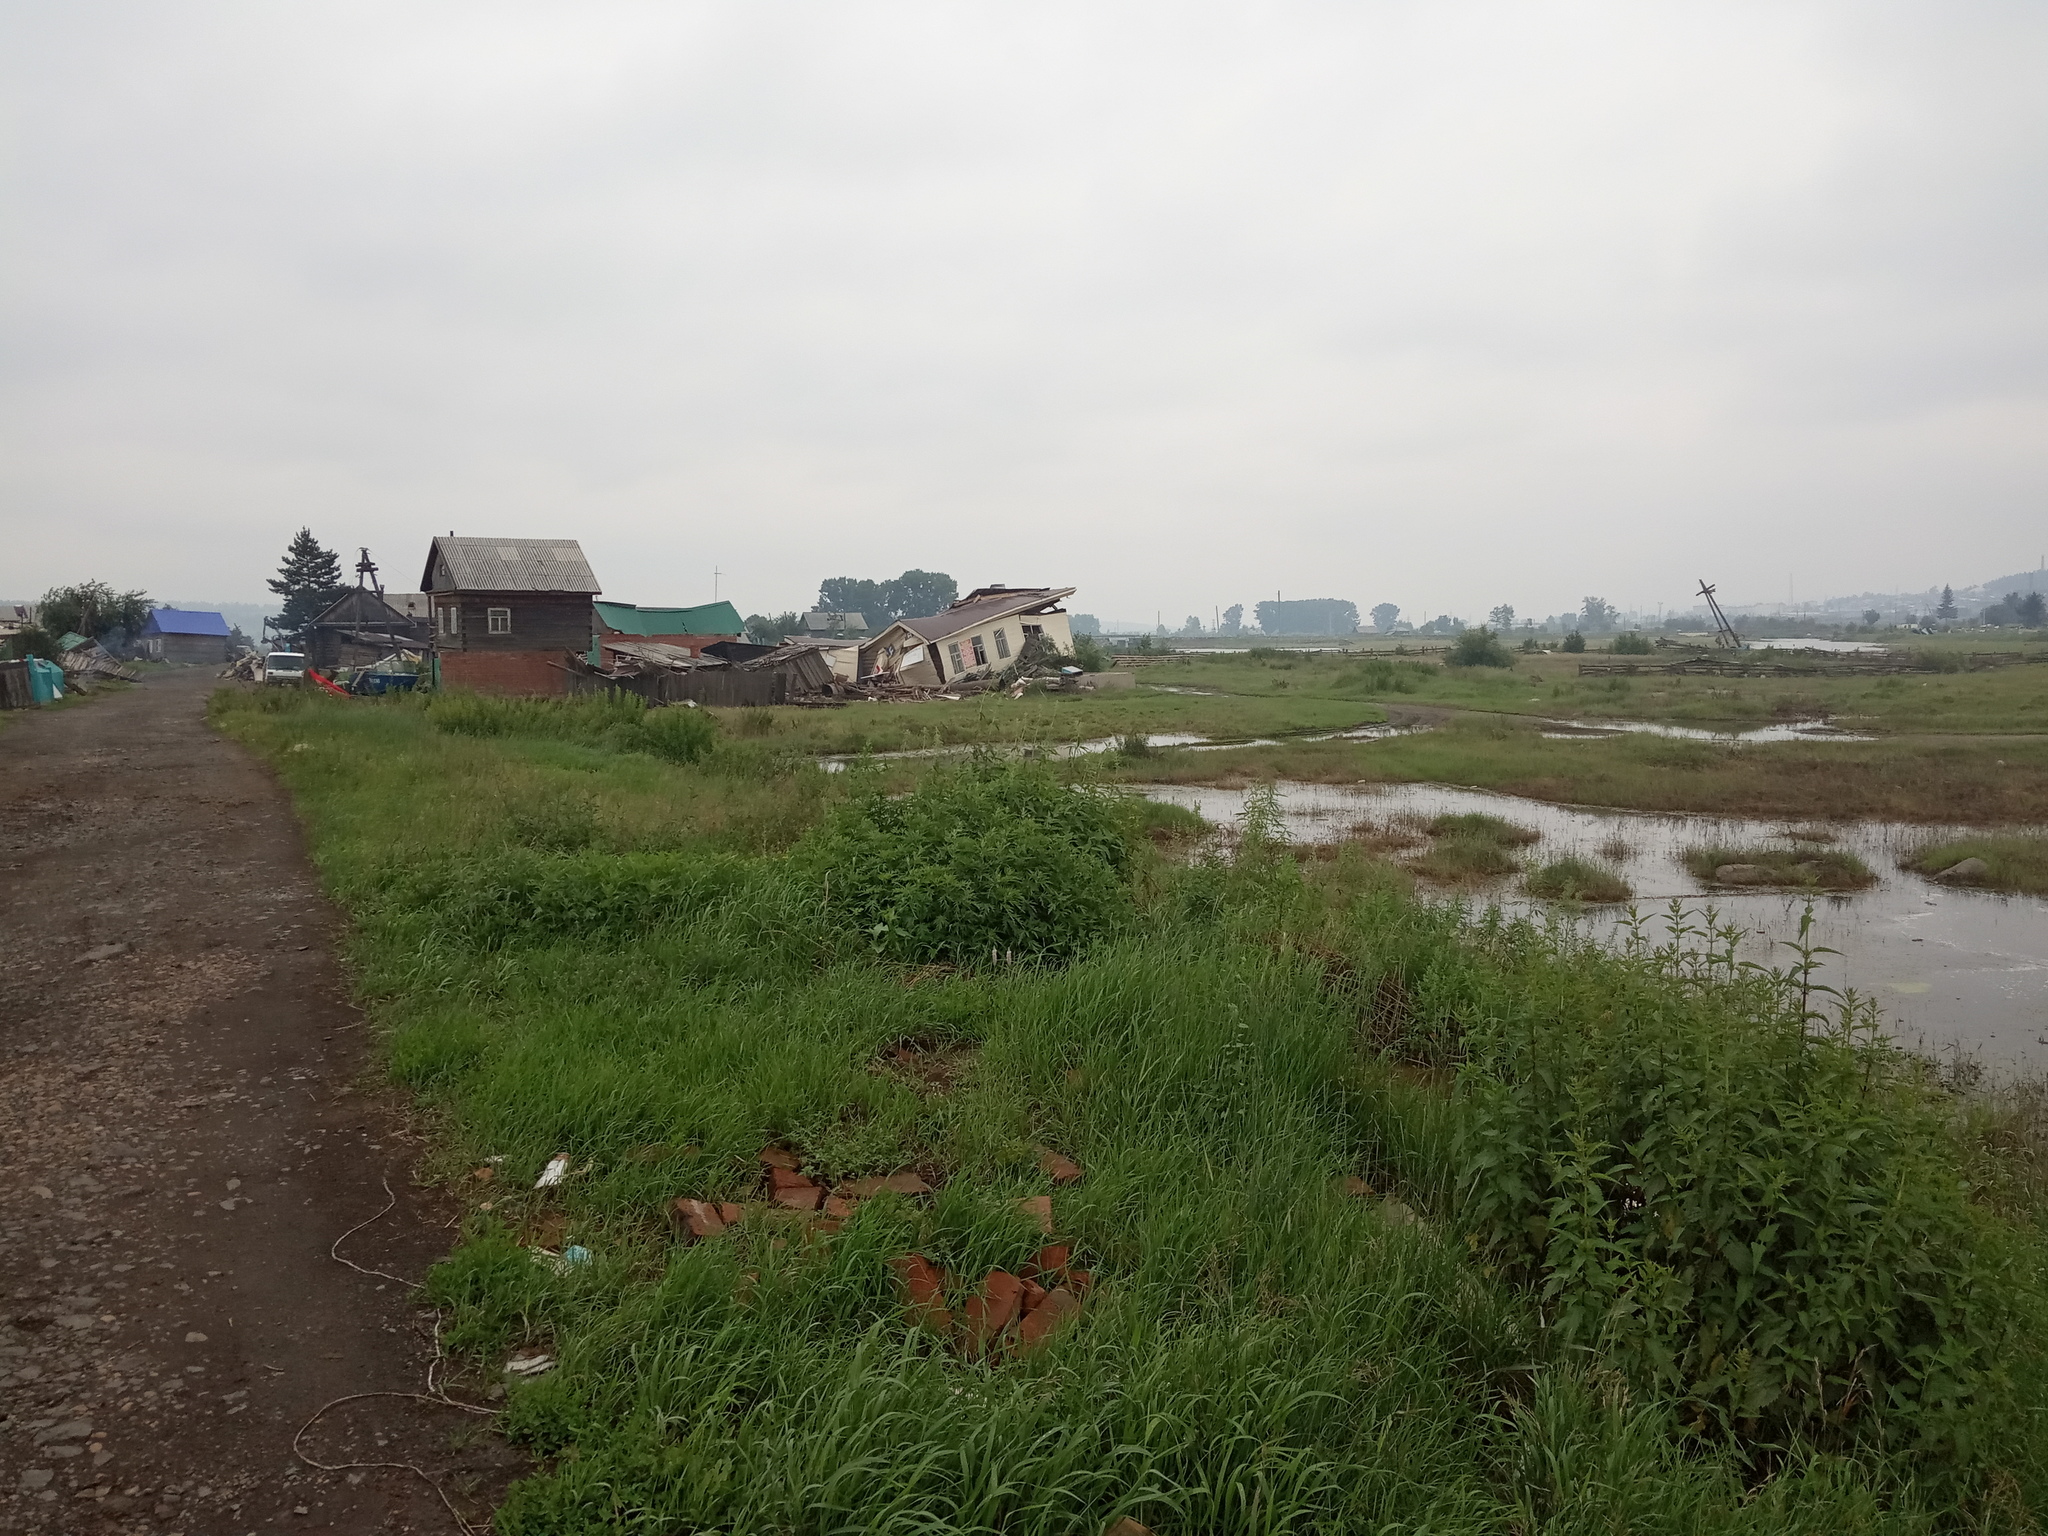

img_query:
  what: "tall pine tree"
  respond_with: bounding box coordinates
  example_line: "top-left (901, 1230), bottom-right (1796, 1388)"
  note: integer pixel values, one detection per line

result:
top-left (267, 528), bottom-right (345, 643)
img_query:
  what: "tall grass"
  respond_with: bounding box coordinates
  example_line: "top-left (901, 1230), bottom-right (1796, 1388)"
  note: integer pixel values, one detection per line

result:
top-left (211, 687), bottom-right (2048, 1532)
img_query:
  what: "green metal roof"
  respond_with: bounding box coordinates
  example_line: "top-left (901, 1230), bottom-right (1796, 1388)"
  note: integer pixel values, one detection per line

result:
top-left (593, 600), bottom-right (744, 638)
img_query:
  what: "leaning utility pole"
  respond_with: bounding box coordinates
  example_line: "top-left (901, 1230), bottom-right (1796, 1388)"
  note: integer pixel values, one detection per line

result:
top-left (1696, 580), bottom-right (1743, 649)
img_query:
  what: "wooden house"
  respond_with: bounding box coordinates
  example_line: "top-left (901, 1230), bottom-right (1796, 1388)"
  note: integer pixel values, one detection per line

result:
top-left (419, 536), bottom-right (601, 695)
top-left (859, 587), bottom-right (1076, 687)
top-left (306, 587), bottom-right (434, 674)
top-left (139, 608), bottom-right (234, 664)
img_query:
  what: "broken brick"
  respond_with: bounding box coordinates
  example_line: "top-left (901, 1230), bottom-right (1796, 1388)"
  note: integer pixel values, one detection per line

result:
top-left (1068, 1269), bottom-right (1093, 1294)
top-left (1341, 1176), bottom-right (1373, 1198)
top-left (1018, 1287), bottom-right (1081, 1349)
top-left (889, 1254), bottom-right (954, 1336)
top-left (670, 1198), bottom-right (726, 1239)
top-left (1103, 1520), bottom-right (1151, 1536)
top-left (758, 1146), bottom-right (803, 1171)
top-left (963, 1269), bottom-right (1026, 1347)
top-left (1035, 1147), bottom-right (1083, 1184)
top-left (768, 1166), bottom-right (814, 1194)
top-left (1016, 1195), bottom-right (1054, 1234)
top-left (717, 1202), bottom-right (746, 1226)
top-left (1025, 1243), bottom-right (1071, 1283)
top-left (823, 1194), bottom-right (859, 1219)
top-left (1019, 1277), bottom-right (1048, 1313)
top-left (772, 1183), bottom-right (824, 1212)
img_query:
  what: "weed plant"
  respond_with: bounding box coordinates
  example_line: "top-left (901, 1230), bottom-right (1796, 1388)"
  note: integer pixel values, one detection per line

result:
top-left (210, 687), bottom-right (2048, 1532)
top-left (1683, 845), bottom-right (1879, 890)
top-left (1523, 856), bottom-right (1632, 902)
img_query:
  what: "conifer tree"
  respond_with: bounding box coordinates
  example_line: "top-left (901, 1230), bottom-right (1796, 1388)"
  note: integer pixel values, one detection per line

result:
top-left (267, 528), bottom-right (345, 643)
top-left (1937, 585), bottom-right (1957, 622)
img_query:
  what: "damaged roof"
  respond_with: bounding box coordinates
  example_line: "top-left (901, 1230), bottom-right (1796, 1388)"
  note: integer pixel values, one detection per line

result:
top-left (421, 537), bottom-right (600, 595)
top-left (594, 600), bottom-right (744, 637)
top-left (893, 587), bottom-right (1075, 643)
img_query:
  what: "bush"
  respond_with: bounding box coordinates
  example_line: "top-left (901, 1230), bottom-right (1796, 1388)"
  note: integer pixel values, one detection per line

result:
top-left (1612, 632), bottom-right (1654, 655)
top-left (1070, 632), bottom-right (1110, 673)
top-left (793, 756), bottom-right (1134, 963)
top-left (1449, 626), bottom-right (1512, 667)
top-left (636, 704), bottom-right (718, 764)
top-left (1562, 630), bottom-right (1586, 653)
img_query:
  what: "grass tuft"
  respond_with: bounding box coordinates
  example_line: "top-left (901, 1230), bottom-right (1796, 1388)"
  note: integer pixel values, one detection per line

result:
top-left (1681, 845), bottom-right (1877, 890)
top-left (1903, 835), bottom-right (2048, 894)
top-left (1523, 856), bottom-right (1632, 903)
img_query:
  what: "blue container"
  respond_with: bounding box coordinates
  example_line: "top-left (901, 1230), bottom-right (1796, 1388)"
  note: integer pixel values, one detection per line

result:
top-left (355, 671), bottom-right (419, 696)
top-left (27, 656), bottom-right (64, 703)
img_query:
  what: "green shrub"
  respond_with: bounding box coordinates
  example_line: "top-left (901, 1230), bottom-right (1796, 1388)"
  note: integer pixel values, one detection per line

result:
top-left (1449, 626), bottom-right (1512, 668)
top-left (793, 756), bottom-right (1134, 963)
top-left (1562, 631), bottom-right (1587, 653)
top-left (637, 704), bottom-right (718, 764)
top-left (1070, 632), bottom-right (1111, 673)
top-left (1612, 632), bottom-right (1654, 655)
top-left (1447, 927), bottom-right (2020, 1449)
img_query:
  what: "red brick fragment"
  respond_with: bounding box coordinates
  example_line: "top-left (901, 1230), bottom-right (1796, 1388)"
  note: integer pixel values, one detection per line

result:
top-left (1019, 1277), bottom-right (1048, 1313)
top-left (1341, 1176), bottom-right (1373, 1198)
top-left (758, 1146), bottom-right (803, 1171)
top-left (718, 1202), bottom-right (746, 1226)
top-left (1018, 1287), bottom-right (1081, 1349)
top-left (1068, 1269), bottom-right (1093, 1294)
top-left (823, 1194), bottom-right (859, 1219)
top-left (768, 1166), bottom-right (813, 1193)
top-left (670, 1198), bottom-right (726, 1239)
top-left (772, 1182), bottom-right (824, 1212)
top-left (963, 1269), bottom-right (1026, 1348)
top-left (889, 1254), bottom-right (954, 1336)
top-left (1103, 1520), bottom-right (1151, 1536)
top-left (1016, 1195), bottom-right (1054, 1234)
top-left (1025, 1244), bottom-right (1071, 1283)
top-left (1035, 1147), bottom-right (1083, 1184)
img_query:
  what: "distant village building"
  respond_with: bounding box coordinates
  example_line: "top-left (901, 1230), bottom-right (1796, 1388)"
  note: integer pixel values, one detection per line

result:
top-left (860, 586), bottom-right (1076, 687)
top-left (803, 611), bottom-right (868, 640)
top-left (139, 608), bottom-right (234, 663)
top-left (590, 600), bottom-right (744, 670)
top-left (420, 536), bottom-right (601, 695)
top-left (305, 587), bottom-right (434, 674)
top-left (0, 603), bottom-right (35, 641)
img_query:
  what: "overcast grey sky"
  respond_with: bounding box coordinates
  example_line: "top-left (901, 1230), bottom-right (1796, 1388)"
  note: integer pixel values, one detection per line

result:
top-left (3, 2), bottom-right (2044, 624)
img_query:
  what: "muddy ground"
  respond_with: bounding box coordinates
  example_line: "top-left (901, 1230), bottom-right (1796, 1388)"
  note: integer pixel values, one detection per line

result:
top-left (1, 669), bottom-right (518, 1535)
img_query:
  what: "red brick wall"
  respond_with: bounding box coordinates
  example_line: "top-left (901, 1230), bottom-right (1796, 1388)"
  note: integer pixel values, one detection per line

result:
top-left (438, 650), bottom-right (571, 696)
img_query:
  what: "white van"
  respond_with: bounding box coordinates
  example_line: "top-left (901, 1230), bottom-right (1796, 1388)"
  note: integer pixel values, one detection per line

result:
top-left (263, 651), bottom-right (307, 685)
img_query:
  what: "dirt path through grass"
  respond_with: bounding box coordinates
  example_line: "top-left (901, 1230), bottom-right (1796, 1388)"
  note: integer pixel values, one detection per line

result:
top-left (0, 668), bottom-right (517, 1533)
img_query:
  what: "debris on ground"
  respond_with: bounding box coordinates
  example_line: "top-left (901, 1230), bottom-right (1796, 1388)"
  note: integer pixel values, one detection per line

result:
top-left (1034, 1147), bottom-right (1083, 1184)
top-left (503, 1354), bottom-right (555, 1377)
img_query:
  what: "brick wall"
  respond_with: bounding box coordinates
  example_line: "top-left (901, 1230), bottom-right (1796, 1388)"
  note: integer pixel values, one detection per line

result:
top-left (438, 649), bottom-right (571, 696)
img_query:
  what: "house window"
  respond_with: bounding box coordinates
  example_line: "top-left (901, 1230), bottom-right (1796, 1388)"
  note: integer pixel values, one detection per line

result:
top-left (948, 642), bottom-right (966, 673)
top-left (437, 605), bottom-right (460, 637)
top-left (970, 635), bottom-right (988, 667)
top-left (993, 628), bottom-right (1010, 660)
top-left (1023, 623), bottom-right (1044, 639)
top-left (487, 608), bottom-right (511, 635)
top-left (901, 645), bottom-right (923, 667)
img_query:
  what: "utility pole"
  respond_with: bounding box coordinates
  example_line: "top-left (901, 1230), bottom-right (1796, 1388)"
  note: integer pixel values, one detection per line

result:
top-left (714, 567), bottom-right (722, 600)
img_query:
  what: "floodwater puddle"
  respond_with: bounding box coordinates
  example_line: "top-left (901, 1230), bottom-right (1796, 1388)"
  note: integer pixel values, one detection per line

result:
top-left (1133, 779), bottom-right (2048, 1070)
top-left (818, 722), bottom-right (1424, 772)
top-left (1540, 717), bottom-right (1876, 743)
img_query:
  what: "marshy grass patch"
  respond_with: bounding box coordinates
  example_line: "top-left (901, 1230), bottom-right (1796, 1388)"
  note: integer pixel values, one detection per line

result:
top-left (1597, 834), bottom-right (1633, 863)
top-left (1904, 834), bottom-right (2048, 894)
top-left (1681, 844), bottom-right (1878, 890)
top-left (1403, 812), bottom-right (1539, 884)
top-left (1523, 857), bottom-right (1633, 903)
top-left (1422, 812), bottom-right (1540, 846)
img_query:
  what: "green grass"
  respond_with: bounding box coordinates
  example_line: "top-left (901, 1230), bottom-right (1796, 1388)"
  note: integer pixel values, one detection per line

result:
top-left (1524, 856), bottom-right (1633, 903)
top-left (1904, 835), bottom-right (2048, 894)
top-left (1681, 845), bottom-right (1879, 890)
top-left (209, 686), bottom-right (2048, 1533)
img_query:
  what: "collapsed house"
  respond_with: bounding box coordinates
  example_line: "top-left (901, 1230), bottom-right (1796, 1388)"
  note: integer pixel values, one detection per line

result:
top-left (591, 600), bottom-right (745, 664)
top-left (859, 587), bottom-right (1077, 688)
top-left (569, 637), bottom-right (838, 707)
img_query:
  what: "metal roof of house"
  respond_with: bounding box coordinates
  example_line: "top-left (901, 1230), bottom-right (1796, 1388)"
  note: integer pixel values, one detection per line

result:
top-left (593, 600), bottom-right (743, 637)
top-left (891, 587), bottom-right (1075, 644)
top-left (421, 537), bottom-right (600, 594)
top-left (142, 608), bottom-right (231, 636)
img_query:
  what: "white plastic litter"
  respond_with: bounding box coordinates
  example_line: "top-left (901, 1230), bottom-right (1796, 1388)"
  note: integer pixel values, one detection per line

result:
top-left (504, 1354), bottom-right (555, 1377)
top-left (534, 1154), bottom-right (570, 1189)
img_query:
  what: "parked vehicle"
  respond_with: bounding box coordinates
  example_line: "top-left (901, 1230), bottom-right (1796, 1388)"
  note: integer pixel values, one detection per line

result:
top-left (263, 651), bottom-right (307, 685)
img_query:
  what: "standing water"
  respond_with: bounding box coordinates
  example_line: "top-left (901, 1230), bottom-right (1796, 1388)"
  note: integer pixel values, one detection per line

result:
top-left (1137, 780), bottom-right (2048, 1072)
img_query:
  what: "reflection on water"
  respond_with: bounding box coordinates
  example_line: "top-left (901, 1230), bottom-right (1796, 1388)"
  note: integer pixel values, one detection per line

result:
top-left (1540, 717), bottom-right (1876, 743)
top-left (1744, 638), bottom-right (1888, 653)
top-left (1134, 779), bottom-right (2048, 1072)
top-left (818, 723), bottom-right (1421, 772)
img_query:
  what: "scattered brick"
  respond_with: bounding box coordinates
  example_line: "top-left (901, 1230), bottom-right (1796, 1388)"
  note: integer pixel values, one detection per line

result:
top-left (1068, 1269), bottom-right (1094, 1295)
top-left (1104, 1520), bottom-right (1151, 1536)
top-left (1018, 1287), bottom-right (1081, 1349)
top-left (1035, 1147), bottom-right (1083, 1184)
top-left (670, 1198), bottom-right (726, 1239)
top-left (1017, 1195), bottom-right (1054, 1233)
top-left (1341, 1176), bottom-right (1373, 1198)
top-left (772, 1182), bottom-right (824, 1212)
top-left (768, 1166), bottom-right (812, 1192)
top-left (963, 1269), bottom-right (1025, 1348)
top-left (718, 1202), bottom-right (746, 1225)
top-left (1019, 1276), bottom-right (1048, 1313)
top-left (823, 1194), bottom-right (859, 1219)
top-left (758, 1146), bottom-right (803, 1171)
top-left (1025, 1244), bottom-right (1071, 1283)
top-left (889, 1254), bottom-right (954, 1336)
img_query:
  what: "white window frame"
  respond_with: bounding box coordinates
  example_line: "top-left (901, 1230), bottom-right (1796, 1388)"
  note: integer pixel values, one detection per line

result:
top-left (947, 641), bottom-right (965, 673)
top-left (487, 607), bottom-right (511, 635)
top-left (993, 627), bottom-right (1010, 660)
top-left (970, 634), bottom-right (988, 667)
top-left (437, 604), bottom-right (460, 637)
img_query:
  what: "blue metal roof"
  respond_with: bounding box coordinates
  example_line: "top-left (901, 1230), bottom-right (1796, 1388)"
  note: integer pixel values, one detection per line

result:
top-left (143, 607), bottom-right (231, 636)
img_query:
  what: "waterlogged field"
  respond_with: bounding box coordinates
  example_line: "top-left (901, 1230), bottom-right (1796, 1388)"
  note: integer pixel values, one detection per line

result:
top-left (212, 685), bottom-right (2048, 1534)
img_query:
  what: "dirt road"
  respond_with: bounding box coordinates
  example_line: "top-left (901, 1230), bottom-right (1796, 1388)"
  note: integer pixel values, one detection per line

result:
top-left (1, 670), bottom-right (514, 1534)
